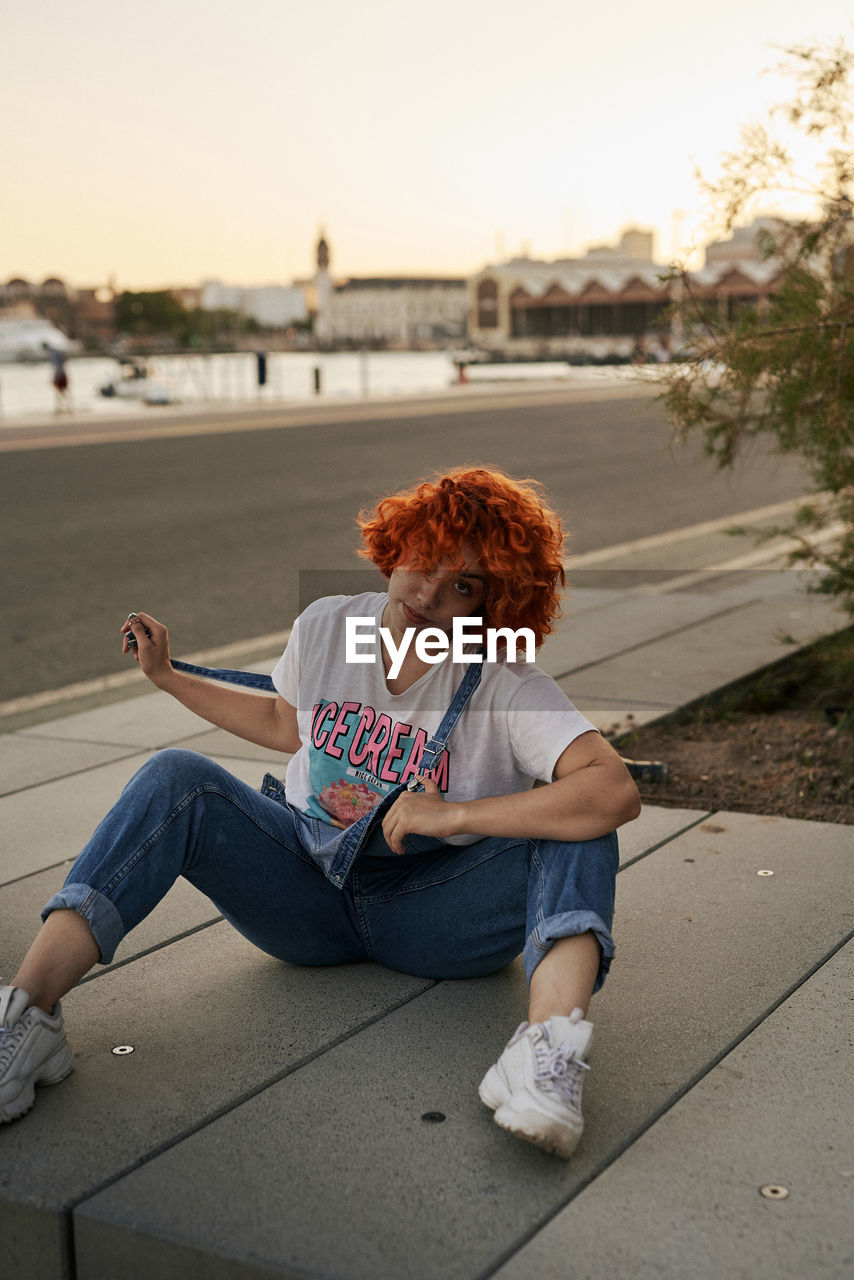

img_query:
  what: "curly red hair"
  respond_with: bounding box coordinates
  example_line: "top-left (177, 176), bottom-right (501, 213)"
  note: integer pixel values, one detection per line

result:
top-left (356, 466), bottom-right (567, 648)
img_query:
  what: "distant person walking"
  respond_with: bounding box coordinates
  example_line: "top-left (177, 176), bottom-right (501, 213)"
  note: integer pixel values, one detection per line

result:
top-left (42, 343), bottom-right (70, 413)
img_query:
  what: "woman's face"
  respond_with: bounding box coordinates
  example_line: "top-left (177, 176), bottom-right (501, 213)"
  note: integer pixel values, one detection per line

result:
top-left (385, 540), bottom-right (487, 639)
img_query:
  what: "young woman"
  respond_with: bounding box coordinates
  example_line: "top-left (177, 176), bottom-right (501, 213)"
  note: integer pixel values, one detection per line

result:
top-left (0, 466), bottom-right (640, 1156)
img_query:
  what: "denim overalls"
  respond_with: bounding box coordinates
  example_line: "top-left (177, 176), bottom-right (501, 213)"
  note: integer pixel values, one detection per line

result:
top-left (42, 658), bottom-right (619, 988)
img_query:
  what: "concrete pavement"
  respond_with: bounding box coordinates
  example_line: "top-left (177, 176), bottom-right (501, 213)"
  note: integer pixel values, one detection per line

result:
top-left (1, 550), bottom-right (852, 1278)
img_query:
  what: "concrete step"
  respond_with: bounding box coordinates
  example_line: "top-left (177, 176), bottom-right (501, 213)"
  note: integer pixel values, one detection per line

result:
top-left (30, 810), bottom-right (847, 1280)
top-left (0, 928), bottom-right (434, 1279)
top-left (492, 938), bottom-right (854, 1280)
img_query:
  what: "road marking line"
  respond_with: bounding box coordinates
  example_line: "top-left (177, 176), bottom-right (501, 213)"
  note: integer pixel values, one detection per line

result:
top-left (634, 523), bottom-right (843, 594)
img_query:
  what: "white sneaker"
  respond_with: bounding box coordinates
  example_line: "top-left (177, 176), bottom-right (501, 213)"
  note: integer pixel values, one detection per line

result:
top-left (0, 986), bottom-right (73, 1123)
top-left (479, 1008), bottom-right (592, 1158)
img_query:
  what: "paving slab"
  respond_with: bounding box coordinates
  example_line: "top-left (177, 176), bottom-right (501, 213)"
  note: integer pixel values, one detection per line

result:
top-left (665, 565), bottom-right (821, 603)
top-left (567, 594), bottom-right (845, 708)
top-left (70, 811), bottom-right (852, 1280)
top-left (0, 734), bottom-right (136, 796)
top-left (167, 725), bottom-right (289, 764)
top-left (539, 589), bottom-right (756, 679)
top-left (1, 753), bottom-right (151, 885)
top-left (8, 658), bottom-right (282, 743)
top-left (16, 688), bottom-right (227, 748)
top-left (0, 752), bottom-right (278, 884)
top-left (617, 804), bottom-right (709, 865)
top-left (0, 925), bottom-right (433, 1280)
top-left (0, 866), bottom-right (219, 981)
top-left (492, 939), bottom-right (854, 1280)
top-left (558, 586), bottom-right (625, 615)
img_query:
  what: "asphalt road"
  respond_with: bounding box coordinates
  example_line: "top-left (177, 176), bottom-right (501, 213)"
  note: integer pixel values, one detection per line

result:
top-left (1, 388), bottom-right (809, 702)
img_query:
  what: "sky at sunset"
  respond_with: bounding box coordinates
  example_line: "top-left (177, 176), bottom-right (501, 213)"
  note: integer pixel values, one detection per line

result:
top-left (4, 0), bottom-right (853, 290)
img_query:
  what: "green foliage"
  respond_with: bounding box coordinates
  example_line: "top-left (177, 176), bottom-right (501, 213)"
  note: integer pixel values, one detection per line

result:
top-left (660, 40), bottom-right (854, 615)
top-left (115, 290), bottom-right (187, 337)
top-left (183, 307), bottom-right (260, 343)
top-left (114, 293), bottom-right (257, 348)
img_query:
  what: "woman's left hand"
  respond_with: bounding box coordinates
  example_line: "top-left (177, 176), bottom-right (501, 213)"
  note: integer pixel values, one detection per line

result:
top-left (381, 778), bottom-right (461, 855)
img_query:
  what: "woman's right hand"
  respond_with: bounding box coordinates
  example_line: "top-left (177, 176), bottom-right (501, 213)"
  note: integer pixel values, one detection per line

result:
top-left (121, 611), bottom-right (173, 688)
top-left (119, 611), bottom-right (300, 753)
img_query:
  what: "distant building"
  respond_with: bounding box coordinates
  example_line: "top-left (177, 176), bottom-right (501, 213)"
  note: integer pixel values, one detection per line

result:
top-left (703, 217), bottom-right (785, 266)
top-left (200, 280), bottom-right (308, 328)
top-left (73, 288), bottom-right (117, 346)
top-left (311, 233), bottom-right (467, 348)
top-left (312, 233), bottom-right (334, 343)
top-left (0, 276), bottom-right (75, 335)
top-left (689, 218), bottom-right (786, 326)
top-left (468, 230), bottom-right (670, 360)
top-left (468, 221), bottom-right (792, 358)
top-left (0, 276), bottom-right (116, 348)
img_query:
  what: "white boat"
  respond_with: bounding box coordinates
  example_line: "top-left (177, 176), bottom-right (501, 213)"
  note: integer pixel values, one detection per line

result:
top-left (0, 316), bottom-right (75, 363)
top-left (99, 359), bottom-right (173, 405)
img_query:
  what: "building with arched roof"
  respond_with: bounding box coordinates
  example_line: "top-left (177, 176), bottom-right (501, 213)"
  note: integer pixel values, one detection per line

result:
top-left (469, 230), bottom-right (670, 360)
top-left (468, 222), bottom-right (788, 360)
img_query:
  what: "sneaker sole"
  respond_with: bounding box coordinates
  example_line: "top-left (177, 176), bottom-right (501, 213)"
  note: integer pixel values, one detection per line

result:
top-left (478, 1064), bottom-right (510, 1112)
top-left (38, 1040), bottom-right (74, 1085)
top-left (493, 1099), bottom-right (583, 1159)
top-left (480, 1068), bottom-right (583, 1159)
top-left (0, 1042), bottom-right (74, 1124)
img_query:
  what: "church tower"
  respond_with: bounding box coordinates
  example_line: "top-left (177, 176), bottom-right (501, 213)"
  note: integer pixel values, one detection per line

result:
top-left (314, 230), bottom-right (332, 343)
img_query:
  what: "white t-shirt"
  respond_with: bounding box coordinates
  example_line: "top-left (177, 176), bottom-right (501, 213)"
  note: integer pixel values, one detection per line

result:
top-left (271, 592), bottom-right (597, 843)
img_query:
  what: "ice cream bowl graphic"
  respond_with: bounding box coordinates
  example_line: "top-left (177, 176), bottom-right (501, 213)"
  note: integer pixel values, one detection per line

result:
top-left (318, 778), bottom-right (384, 826)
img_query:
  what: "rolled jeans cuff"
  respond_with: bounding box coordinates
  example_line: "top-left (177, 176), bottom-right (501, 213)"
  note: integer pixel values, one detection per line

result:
top-left (524, 909), bottom-right (615, 992)
top-left (41, 883), bottom-right (125, 965)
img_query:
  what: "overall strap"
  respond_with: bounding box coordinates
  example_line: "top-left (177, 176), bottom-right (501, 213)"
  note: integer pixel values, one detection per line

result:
top-left (407, 657), bottom-right (483, 791)
top-left (170, 660), bottom-right (276, 693)
top-left (326, 654), bottom-right (486, 885)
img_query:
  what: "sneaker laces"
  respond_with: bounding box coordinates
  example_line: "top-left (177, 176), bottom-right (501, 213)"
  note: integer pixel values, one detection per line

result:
top-left (533, 1033), bottom-right (590, 1106)
top-left (0, 1018), bottom-right (28, 1072)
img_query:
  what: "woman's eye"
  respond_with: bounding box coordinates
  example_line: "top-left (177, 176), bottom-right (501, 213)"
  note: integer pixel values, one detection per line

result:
top-left (453, 580), bottom-right (474, 597)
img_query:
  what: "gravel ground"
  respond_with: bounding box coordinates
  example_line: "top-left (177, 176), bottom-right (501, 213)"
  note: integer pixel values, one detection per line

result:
top-left (614, 628), bottom-right (854, 826)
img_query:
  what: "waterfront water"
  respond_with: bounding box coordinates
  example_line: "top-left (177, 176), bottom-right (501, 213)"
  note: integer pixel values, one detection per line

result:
top-left (0, 350), bottom-right (594, 420)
